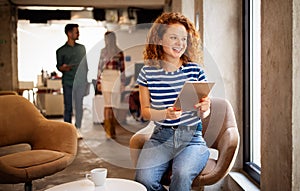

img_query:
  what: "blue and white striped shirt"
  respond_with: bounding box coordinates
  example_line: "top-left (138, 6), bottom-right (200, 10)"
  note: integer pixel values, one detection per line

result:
top-left (137, 62), bottom-right (207, 127)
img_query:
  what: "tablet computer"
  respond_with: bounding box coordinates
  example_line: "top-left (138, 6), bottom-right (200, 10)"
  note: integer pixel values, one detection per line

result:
top-left (68, 63), bottom-right (79, 67)
top-left (173, 81), bottom-right (215, 111)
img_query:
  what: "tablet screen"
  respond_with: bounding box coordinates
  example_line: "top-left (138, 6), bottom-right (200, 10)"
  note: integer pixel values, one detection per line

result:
top-left (173, 81), bottom-right (215, 111)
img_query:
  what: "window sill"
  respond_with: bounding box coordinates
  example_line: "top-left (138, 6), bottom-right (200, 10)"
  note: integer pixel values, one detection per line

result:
top-left (229, 171), bottom-right (260, 191)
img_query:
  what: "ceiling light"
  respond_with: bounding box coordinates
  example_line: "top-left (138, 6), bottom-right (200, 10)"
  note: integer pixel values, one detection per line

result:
top-left (18, 6), bottom-right (88, 11)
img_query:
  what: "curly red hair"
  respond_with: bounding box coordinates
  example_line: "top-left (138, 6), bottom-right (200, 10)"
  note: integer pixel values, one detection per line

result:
top-left (143, 12), bottom-right (203, 67)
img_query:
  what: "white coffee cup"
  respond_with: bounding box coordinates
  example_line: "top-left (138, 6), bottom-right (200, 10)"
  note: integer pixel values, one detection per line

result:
top-left (86, 168), bottom-right (107, 186)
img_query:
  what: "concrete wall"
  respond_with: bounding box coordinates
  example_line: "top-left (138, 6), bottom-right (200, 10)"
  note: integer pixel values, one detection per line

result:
top-left (0, 0), bottom-right (18, 91)
top-left (203, 0), bottom-right (243, 169)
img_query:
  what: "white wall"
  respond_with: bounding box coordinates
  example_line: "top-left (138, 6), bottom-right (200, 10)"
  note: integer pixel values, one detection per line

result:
top-left (115, 28), bottom-right (148, 77)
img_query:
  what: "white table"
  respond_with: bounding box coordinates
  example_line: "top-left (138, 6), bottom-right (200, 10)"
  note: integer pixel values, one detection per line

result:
top-left (45, 178), bottom-right (147, 191)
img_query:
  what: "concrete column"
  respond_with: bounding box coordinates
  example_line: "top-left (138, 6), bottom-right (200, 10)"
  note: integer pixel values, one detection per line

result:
top-left (171, 0), bottom-right (195, 23)
top-left (0, 0), bottom-right (18, 91)
top-left (182, 0), bottom-right (195, 23)
top-left (261, 0), bottom-right (300, 190)
top-left (171, 0), bottom-right (182, 13)
top-left (194, 0), bottom-right (203, 38)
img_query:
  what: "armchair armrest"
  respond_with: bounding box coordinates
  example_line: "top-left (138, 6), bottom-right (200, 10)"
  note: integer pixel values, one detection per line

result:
top-left (31, 120), bottom-right (77, 156)
top-left (202, 127), bottom-right (239, 185)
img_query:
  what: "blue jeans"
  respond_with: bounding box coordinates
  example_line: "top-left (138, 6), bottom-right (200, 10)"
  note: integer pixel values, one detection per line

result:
top-left (135, 126), bottom-right (209, 191)
top-left (63, 85), bottom-right (73, 124)
top-left (63, 84), bottom-right (85, 128)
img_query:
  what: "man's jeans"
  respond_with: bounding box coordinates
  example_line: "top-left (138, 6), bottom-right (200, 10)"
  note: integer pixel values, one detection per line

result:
top-left (135, 126), bottom-right (209, 191)
top-left (63, 84), bottom-right (85, 128)
top-left (63, 85), bottom-right (73, 124)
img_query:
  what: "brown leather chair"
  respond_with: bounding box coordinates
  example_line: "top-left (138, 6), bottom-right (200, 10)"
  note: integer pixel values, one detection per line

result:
top-left (0, 95), bottom-right (77, 191)
top-left (0, 90), bottom-right (18, 95)
top-left (129, 97), bottom-right (239, 190)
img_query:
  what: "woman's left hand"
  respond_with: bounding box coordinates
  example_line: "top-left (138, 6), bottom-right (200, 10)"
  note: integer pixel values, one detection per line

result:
top-left (166, 107), bottom-right (182, 120)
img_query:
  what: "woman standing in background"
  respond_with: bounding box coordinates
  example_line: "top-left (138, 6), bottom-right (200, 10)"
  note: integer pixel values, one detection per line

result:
top-left (97, 31), bottom-right (125, 139)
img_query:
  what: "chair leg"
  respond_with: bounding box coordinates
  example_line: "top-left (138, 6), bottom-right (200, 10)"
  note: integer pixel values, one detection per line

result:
top-left (24, 181), bottom-right (32, 191)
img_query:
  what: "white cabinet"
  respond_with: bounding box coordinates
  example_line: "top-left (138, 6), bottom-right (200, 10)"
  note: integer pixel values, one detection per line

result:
top-left (35, 79), bottom-right (64, 116)
top-left (36, 93), bottom-right (64, 116)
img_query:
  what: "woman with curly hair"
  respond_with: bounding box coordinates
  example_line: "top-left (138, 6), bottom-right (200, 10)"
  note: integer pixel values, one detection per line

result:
top-left (135, 12), bottom-right (210, 191)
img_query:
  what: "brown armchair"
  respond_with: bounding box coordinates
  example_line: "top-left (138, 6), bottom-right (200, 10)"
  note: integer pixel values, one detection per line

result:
top-left (0, 90), bottom-right (18, 95)
top-left (0, 95), bottom-right (77, 191)
top-left (129, 97), bottom-right (240, 190)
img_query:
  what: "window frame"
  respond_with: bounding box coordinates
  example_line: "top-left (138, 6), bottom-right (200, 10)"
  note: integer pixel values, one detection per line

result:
top-left (243, 0), bottom-right (261, 185)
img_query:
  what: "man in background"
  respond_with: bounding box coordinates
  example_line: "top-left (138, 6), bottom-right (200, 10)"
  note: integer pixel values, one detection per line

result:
top-left (56, 23), bottom-right (89, 138)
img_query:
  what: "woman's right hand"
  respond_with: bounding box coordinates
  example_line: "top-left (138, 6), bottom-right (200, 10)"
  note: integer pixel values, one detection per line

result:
top-left (166, 107), bottom-right (182, 120)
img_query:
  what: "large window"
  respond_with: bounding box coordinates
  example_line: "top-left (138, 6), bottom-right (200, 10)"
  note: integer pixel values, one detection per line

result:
top-left (243, 0), bottom-right (261, 185)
